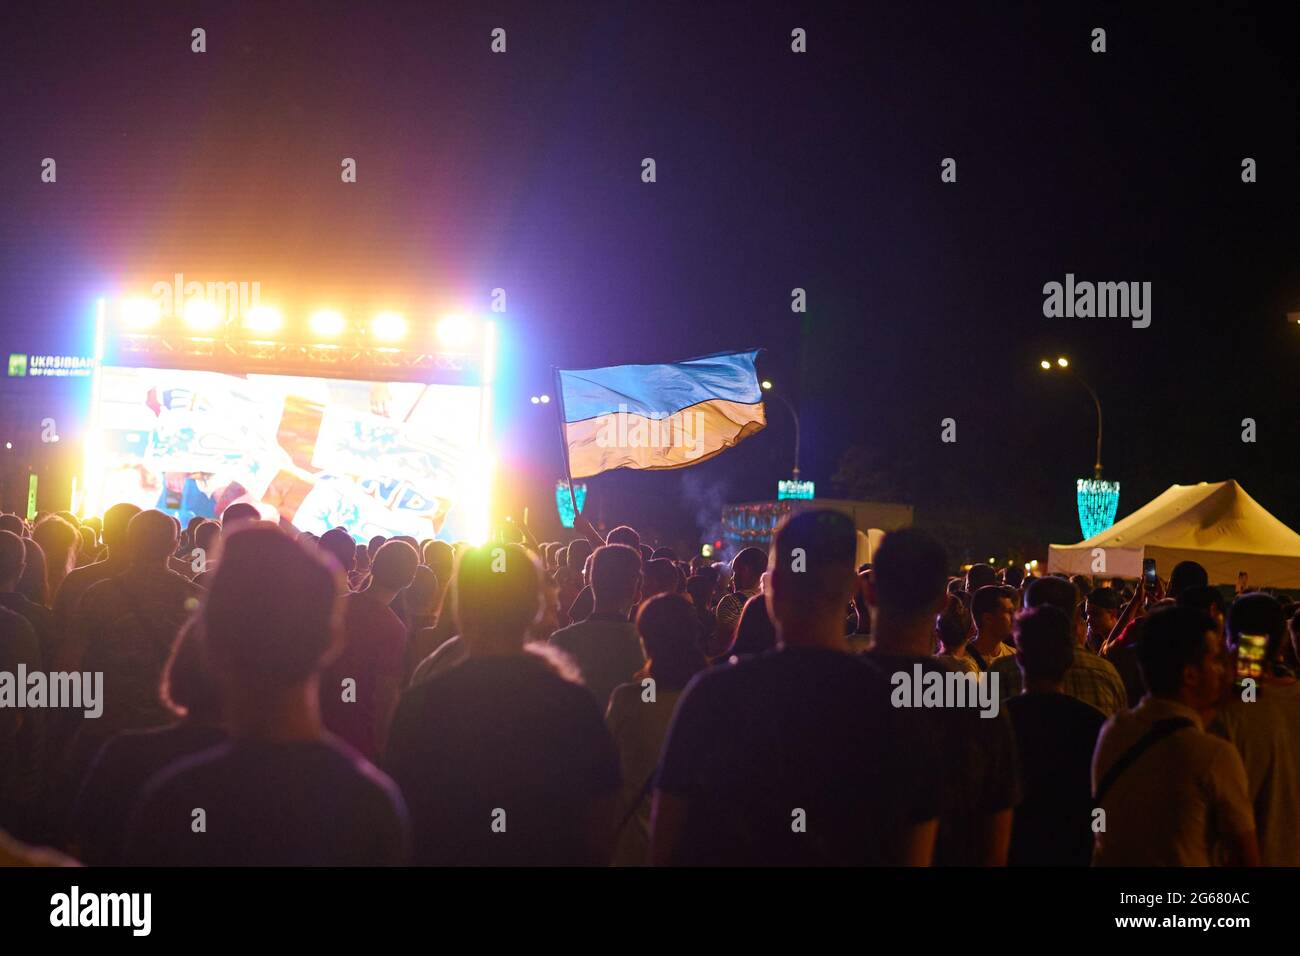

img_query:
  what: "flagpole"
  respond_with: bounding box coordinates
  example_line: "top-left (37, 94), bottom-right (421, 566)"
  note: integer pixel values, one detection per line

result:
top-left (552, 366), bottom-right (580, 520)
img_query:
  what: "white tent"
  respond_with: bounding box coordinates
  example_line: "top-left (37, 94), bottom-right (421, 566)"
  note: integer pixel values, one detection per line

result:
top-left (1048, 480), bottom-right (1300, 589)
top-left (856, 528), bottom-right (886, 568)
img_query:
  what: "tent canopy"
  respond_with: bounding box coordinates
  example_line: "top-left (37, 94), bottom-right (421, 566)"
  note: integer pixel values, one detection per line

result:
top-left (1048, 480), bottom-right (1300, 589)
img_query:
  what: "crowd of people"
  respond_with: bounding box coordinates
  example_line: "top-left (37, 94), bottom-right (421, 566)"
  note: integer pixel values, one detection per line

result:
top-left (1, 500), bottom-right (1298, 867)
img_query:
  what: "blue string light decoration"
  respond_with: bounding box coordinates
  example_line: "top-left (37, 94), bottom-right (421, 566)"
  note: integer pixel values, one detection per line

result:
top-left (555, 479), bottom-right (588, 529)
top-left (1076, 478), bottom-right (1120, 539)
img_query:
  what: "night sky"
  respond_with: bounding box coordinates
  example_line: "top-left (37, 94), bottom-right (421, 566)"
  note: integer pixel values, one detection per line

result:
top-left (2, 1), bottom-right (1298, 558)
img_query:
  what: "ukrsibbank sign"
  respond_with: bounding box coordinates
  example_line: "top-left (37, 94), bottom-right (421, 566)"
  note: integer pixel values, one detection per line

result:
top-left (7, 354), bottom-right (94, 378)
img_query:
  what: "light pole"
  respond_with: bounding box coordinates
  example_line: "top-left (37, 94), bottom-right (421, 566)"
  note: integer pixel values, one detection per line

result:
top-left (760, 379), bottom-right (800, 480)
top-left (1040, 357), bottom-right (1103, 478)
top-left (531, 392), bottom-right (585, 526)
top-left (1040, 357), bottom-right (1119, 538)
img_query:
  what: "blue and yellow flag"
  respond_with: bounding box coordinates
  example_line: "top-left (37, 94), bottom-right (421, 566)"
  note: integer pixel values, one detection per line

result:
top-left (557, 350), bottom-right (766, 479)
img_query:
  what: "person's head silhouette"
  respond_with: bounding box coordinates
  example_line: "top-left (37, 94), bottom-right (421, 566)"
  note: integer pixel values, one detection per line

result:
top-left (0, 530), bottom-right (26, 591)
top-left (636, 593), bottom-right (707, 689)
top-left (319, 527), bottom-right (357, 574)
top-left (730, 547), bottom-right (768, 593)
top-left (566, 538), bottom-right (593, 576)
top-left (203, 523), bottom-right (342, 698)
top-left (590, 544), bottom-right (642, 615)
top-left (453, 543), bottom-right (543, 651)
top-left (126, 509), bottom-right (179, 569)
top-left (768, 510), bottom-right (858, 647)
top-left (369, 540), bottom-right (419, 596)
top-left (405, 565), bottom-right (439, 619)
top-left (220, 501), bottom-right (261, 531)
top-left (193, 520), bottom-right (221, 558)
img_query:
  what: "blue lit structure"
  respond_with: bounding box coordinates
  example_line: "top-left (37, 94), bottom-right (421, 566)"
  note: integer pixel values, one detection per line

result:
top-left (1077, 478), bottom-right (1120, 539)
top-left (555, 479), bottom-right (587, 528)
top-left (777, 479), bottom-right (814, 500)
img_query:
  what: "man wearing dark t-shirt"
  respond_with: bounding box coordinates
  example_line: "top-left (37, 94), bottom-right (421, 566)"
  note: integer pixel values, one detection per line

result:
top-left (652, 511), bottom-right (944, 866)
top-left (72, 621), bottom-right (226, 866)
top-left (51, 503), bottom-right (141, 673)
top-left (549, 544), bottom-right (645, 712)
top-left (74, 512), bottom-right (204, 737)
top-left (1005, 605), bottom-right (1105, 866)
top-left (0, 530), bottom-right (56, 664)
top-left (123, 524), bottom-right (408, 866)
top-left (863, 528), bottom-right (1021, 867)
top-left (0, 531), bottom-right (46, 835)
top-left (41, 505), bottom-right (139, 763)
top-left (0, 602), bottom-right (42, 836)
top-left (320, 540), bottom-right (416, 760)
top-left (51, 511), bottom-right (205, 831)
top-left (386, 543), bottom-right (620, 866)
top-left (127, 737), bottom-right (407, 866)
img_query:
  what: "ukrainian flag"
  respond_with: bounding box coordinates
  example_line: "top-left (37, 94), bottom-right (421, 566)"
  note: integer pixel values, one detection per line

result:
top-left (557, 350), bottom-right (766, 479)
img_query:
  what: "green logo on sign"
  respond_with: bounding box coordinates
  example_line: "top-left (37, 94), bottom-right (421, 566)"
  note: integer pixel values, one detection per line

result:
top-left (7, 354), bottom-right (28, 377)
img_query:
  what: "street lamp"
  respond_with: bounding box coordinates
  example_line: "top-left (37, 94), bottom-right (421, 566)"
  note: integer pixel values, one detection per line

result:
top-left (1040, 357), bottom-right (1119, 538)
top-left (762, 380), bottom-right (815, 500)
top-left (1040, 356), bottom-right (1102, 478)
top-left (760, 379), bottom-right (801, 481)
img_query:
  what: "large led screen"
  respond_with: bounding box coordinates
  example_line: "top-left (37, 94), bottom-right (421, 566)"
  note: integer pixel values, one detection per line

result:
top-left (88, 365), bottom-right (486, 542)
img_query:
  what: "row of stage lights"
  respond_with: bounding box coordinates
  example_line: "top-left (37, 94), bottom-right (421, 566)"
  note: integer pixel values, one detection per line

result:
top-left (116, 298), bottom-right (478, 349)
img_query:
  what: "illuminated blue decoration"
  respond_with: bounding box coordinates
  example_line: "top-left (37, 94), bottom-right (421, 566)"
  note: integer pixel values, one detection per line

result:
top-left (1076, 478), bottom-right (1120, 539)
top-left (777, 479), bottom-right (815, 501)
top-left (556, 479), bottom-right (588, 528)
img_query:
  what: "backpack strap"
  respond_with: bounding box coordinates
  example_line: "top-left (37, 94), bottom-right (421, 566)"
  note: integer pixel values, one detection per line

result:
top-left (617, 772), bottom-right (658, 834)
top-left (1095, 717), bottom-right (1195, 804)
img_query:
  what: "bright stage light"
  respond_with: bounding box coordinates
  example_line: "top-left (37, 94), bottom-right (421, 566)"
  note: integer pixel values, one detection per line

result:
top-left (539, 394), bottom-right (550, 404)
top-left (464, 320), bottom-right (498, 546)
top-left (1040, 360), bottom-right (1051, 370)
top-left (309, 309), bottom-right (346, 338)
top-left (761, 379), bottom-right (773, 390)
top-left (371, 312), bottom-right (407, 342)
top-left (184, 300), bottom-right (223, 332)
top-left (243, 305), bottom-right (282, 336)
top-left (120, 297), bottom-right (162, 330)
top-left (437, 314), bottom-right (475, 348)
top-left (530, 396), bottom-right (540, 405)
top-left (1057, 356), bottom-right (1069, 368)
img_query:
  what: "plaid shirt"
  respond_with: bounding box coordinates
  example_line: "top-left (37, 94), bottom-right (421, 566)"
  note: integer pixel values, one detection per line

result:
top-left (714, 588), bottom-right (759, 635)
top-left (992, 645), bottom-right (1127, 716)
